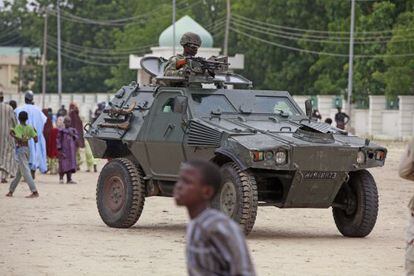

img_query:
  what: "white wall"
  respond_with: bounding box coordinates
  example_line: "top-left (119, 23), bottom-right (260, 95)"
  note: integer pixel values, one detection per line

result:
top-left (292, 96), bottom-right (309, 113)
top-left (352, 109), bottom-right (369, 136)
top-left (381, 110), bottom-right (399, 138)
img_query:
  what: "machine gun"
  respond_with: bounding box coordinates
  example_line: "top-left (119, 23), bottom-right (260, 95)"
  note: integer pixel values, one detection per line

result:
top-left (186, 56), bottom-right (229, 77)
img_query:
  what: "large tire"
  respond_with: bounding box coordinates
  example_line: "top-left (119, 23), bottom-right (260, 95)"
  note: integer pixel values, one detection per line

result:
top-left (332, 169), bottom-right (378, 237)
top-left (96, 158), bottom-right (145, 228)
top-left (212, 162), bottom-right (258, 235)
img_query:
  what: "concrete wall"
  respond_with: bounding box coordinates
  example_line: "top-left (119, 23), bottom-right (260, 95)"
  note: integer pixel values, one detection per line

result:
top-left (382, 110), bottom-right (399, 139)
top-left (399, 96), bottom-right (414, 140)
top-left (292, 94), bottom-right (414, 140)
top-left (292, 96), bottom-right (309, 113)
top-left (368, 96), bottom-right (387, 137)
top-left (352, 109), bottom-right (369, 136)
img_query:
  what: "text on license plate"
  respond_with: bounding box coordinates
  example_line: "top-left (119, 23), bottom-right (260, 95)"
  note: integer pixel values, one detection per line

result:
top-left (303, 171), bottom-right (337, 180)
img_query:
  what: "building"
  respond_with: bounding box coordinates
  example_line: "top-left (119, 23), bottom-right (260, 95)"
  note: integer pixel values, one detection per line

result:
top-left (129, 15), bottom-right (244, 84)
top-left (0, 47), bottom-right (41, 94)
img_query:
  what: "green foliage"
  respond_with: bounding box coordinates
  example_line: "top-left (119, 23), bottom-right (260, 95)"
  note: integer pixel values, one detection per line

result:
top-left (375, 10), bottom-right (414, 98)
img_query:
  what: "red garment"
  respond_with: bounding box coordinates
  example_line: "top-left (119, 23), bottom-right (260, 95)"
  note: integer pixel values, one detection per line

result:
top-left (48, 128), bottom-right (59, 158)
top-left (69, 103), bottom-right (85, 148)
top-left (42, 109), bottom-right (53, 146)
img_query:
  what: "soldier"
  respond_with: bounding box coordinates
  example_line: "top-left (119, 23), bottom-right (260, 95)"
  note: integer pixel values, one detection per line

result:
top-left (164, 32), bottom-right (201, 77)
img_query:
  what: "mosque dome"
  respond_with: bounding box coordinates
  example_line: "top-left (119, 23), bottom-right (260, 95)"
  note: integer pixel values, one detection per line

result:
top-left (158, 15), bottom-right (213, 48)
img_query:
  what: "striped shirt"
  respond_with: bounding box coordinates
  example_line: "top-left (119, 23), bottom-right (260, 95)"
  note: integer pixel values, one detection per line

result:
top-left (186, 208), bottom-right (255, 276)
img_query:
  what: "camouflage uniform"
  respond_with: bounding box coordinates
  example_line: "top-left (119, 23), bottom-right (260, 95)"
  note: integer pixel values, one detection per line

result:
top-left (164, 54), bottom-right (186, 77)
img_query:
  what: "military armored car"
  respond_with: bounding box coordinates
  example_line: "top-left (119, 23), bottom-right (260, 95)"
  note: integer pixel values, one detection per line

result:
top-left (85, 56), bottom-right (387, 236)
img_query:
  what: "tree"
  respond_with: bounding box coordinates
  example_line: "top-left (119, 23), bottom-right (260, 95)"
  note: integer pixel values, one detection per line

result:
top-left (2, 0), bottom-right (414, 99)
top-left (374, 9), bottom-right (414, 98)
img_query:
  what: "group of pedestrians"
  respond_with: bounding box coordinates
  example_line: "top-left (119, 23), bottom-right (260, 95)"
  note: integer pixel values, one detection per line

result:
top-left (0, 90), bottom-right (98, 198)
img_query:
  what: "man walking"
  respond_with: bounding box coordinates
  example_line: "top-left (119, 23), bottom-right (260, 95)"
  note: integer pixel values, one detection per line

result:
top-left (0, 91), bottom-right (17, 183)
top-left (15, 91), bottom-right (47, 178)
top-left (174, 160), bottom-right (255, 276)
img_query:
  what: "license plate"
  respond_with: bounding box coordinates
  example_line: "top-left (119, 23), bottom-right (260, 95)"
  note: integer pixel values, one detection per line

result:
top-left (303, 171), bottom-right (337, 180)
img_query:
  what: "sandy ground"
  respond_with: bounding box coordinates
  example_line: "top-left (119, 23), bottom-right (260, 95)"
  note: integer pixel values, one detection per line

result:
top-left (0, 141), bottom-right (412, 276)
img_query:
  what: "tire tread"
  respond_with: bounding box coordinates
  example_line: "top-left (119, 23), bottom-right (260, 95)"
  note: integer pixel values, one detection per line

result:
top-left (96, 158), bottom-right (145, 228)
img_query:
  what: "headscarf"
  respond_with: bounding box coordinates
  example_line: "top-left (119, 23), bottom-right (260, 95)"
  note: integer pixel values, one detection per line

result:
top-left (69, 102), bottom-right (85, 148)
top-left (42, 108), bottom-right (53, 141)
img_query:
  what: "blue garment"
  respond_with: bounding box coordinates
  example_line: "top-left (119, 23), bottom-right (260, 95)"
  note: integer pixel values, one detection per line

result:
top-left (52, 114), bottom-right (57, 125)
top-left (15, 104), bottom-right (47, 173)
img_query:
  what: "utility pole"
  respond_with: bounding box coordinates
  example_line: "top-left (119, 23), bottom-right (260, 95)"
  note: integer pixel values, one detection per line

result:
top-left (346, 0), bottom-right (355, 124)
top-left (223, 0), bottom-right (231, 56)
top-left (172, 0), bottom-right (176, 55)
top-left (17, 48), bottom-right (23, 93)
top-left (42, 10), bottom-right (48, 109)
top-left (57, 0), bottom-right (62, 107)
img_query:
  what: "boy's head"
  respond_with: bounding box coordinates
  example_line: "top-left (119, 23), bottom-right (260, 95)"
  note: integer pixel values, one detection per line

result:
top-left (63, 116), bottom-right (71, 128)
top-left (174, 160), bottom-right (221, 207)
top-left (18, 111), bottom-right (28, 123)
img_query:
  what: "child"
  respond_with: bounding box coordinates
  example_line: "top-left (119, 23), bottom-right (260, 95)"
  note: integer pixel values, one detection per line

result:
top-left (6, 111), bottom-right (39, 198)
top-left (57, 116), bottom-right (78, 184)
top-left (173, 160), bottom-right (256, 276)
top-left (84, 140), bottom-right (97, 173)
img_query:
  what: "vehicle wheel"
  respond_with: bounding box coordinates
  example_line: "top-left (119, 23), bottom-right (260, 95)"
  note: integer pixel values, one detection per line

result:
top-left (332, 169), bottom-right (378, 237)
top-left (96, 158), bottom-right (145, 228)
top-left (212, 162), bottom-right (258, 235)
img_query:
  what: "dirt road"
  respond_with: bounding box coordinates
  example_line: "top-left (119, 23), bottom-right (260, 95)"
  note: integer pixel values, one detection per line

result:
top-left (0, 141), bottom-right (411, 275)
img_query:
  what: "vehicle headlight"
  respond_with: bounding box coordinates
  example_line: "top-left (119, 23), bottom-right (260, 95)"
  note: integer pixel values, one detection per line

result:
top-left (275, 150), bottom-right (287, 165)
top-left (250, 150), bottom-right (275, 162)
top-left (357, 151), bottom-right (366, 164)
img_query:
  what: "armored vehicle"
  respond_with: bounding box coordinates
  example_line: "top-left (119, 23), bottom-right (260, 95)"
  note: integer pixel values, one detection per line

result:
top-left (85, 56), bottom-right (387, 237)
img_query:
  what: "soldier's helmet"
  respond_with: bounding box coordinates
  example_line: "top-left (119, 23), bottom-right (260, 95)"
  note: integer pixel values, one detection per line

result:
top-left (180, 32), bottom-right (202, 47)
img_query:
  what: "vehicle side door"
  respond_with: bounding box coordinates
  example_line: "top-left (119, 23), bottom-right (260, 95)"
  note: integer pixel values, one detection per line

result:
top-left (144, 90), bottom-right (187, 178)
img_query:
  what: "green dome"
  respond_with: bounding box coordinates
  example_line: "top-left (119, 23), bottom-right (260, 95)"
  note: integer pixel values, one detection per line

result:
top-left (159, 15), bottom-right (213, 48)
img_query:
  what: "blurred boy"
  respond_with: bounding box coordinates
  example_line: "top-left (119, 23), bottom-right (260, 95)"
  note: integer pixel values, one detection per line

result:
top-left (174, 160), bottom-right (255, 276)
top-left (400, 138), bottom-right (414, 275)
top-left (6, 111), bottom-right (39, 198)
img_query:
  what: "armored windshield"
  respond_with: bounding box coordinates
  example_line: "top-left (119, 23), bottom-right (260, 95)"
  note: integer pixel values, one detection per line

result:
top-left (191, 94), bottom-right (236, 116)
top-left (253, 96), bottom-right (301, 116)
